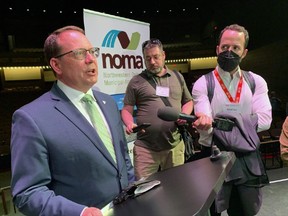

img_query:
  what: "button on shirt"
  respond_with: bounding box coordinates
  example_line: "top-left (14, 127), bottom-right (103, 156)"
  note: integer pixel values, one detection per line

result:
top-left (192, 66), bottom-right (272, 147)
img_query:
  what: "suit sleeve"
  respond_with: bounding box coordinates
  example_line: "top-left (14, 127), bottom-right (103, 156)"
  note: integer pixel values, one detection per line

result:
top-left (11, 109), bottom-right (85, 216)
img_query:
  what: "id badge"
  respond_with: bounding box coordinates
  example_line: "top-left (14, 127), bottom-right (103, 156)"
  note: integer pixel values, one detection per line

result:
top-left (156, 86), bottom-right (169, 97)
top-left (224, 103), bottom-right (240, 112)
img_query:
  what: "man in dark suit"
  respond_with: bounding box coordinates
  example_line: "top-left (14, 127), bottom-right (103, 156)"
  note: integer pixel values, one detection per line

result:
top-left (10, 25), bottom-right (134, 216)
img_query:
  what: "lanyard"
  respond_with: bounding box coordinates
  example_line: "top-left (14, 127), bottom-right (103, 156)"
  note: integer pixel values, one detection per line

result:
top-left (214, 69), bottom-right (243, 103)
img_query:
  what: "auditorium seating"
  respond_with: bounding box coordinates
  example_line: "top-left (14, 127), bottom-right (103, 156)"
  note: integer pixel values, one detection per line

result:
top-left (0, 87), bottom-right (46, 171)
top-left (258, 118), bottom-right (285, 170)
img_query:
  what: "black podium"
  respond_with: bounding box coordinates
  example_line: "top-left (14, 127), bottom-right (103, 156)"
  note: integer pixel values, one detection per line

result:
top-left (106, 152), bottom-right (236, 216)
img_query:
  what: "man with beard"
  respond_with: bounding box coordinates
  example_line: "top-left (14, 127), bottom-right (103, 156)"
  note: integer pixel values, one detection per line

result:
top-left (121, 38), bottom-right (193, 180)
top-left (192, 24), bottom-right (272, 216)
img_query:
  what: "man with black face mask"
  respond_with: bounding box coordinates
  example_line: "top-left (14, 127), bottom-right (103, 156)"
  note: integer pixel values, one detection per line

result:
top-left (217, 50), bottom-right (241, 72)
top-left (192, 24), bottom-right (272, 216)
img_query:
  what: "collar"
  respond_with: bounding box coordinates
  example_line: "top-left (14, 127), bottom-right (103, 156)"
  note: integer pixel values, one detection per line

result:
top-left (216, 66), bottom-right (242, 79)
top-left (143, 66), bottom-right (171, 79)
top-left (57, 80), bottom-right (94, 103)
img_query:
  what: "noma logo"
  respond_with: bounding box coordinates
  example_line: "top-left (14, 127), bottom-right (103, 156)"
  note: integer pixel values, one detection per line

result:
top-left (101, 30), bottom-right (143, 69)
top-left (102, 30), bottom-right (140, 50)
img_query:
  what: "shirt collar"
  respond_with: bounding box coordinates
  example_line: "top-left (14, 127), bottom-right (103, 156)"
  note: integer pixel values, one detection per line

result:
top-left (57, 80), bottom-right (94, 102)
top-left (144, 66), bottom-right (171, 79)
top-left (216, 66), bottom-right (241, 78)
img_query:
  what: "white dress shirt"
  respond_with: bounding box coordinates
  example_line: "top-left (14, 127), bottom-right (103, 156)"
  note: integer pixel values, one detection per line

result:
top-left (57, 80), bottom-right (112, 133)
top-left (192, 66), bottom-right (272, 147)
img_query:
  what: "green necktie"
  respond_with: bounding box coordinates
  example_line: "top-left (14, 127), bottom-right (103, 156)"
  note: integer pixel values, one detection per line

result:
top-left (82, 94), bottom-right (116, 162)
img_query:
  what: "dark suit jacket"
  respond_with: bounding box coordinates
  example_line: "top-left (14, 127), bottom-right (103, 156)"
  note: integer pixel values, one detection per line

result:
top-left (213, 112), bottom-right (267, 181)
top-left (11, 83), bottom-right (134, 216)
top-left (212, 112), bottom-right (268, 213)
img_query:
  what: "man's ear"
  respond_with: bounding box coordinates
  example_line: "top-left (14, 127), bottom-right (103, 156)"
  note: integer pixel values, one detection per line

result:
top-left (241, 48), bottom-right (248, 59)
top-left (50, 58), bottom-right (62, 76)
top-left (216, 45), bottom-right (220, 55)
top-left (162, 50), bottom-right (166, 59)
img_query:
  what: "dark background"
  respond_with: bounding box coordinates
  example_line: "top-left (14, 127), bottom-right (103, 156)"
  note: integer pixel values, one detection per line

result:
top-left (0, 0), bottom-right (287, 104)
top-left (0, 0), bottom-right (287, 52)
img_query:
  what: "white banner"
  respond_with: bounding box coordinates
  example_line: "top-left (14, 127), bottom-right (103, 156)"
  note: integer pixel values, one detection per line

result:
top-left (83, 9), bottom-right (150, 96)
top-left (83, 9), bottom-right (150, 164)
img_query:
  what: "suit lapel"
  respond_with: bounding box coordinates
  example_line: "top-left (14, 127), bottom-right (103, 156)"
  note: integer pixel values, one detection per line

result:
top-left (50, 84), bottom-right (118, 168)
top-left (93, 91), bottom-right (125, 170)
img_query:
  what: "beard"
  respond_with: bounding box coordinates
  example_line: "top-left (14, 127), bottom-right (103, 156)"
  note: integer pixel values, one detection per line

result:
top-left (149, 66), bottom-right (162, 75)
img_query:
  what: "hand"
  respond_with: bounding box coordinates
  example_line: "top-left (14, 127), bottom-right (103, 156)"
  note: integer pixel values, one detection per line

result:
top-left (82, 207), bottom-right (103, 216)
top-left (192, 112), bottom-right (213, 131)
top-left (176, 119), bottom-right (187, 125)
top-left (125, 122), bottom-right (137, 135)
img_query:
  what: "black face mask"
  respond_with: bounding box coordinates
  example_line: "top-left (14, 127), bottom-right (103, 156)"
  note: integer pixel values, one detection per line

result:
top-left (217, 50), bottom-right (241, 72)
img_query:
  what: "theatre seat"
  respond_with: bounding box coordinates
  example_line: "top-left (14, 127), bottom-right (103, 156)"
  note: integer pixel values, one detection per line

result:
top-left (258, 130), bottom-right (272, 142)
top-left (0, 186), bottom-right (16, 215)
top-left (260, 139), bottom-right (283, 169)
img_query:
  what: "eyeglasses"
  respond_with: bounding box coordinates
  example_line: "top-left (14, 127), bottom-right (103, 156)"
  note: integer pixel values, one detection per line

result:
top-left (54, 47), bottom-right (100, 60)
top-left (142, 38), bottom-right (162, 51)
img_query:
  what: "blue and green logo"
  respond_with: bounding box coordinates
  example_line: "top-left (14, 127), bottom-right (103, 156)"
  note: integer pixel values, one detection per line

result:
top-left (102, 30), bottom-right (140, 50)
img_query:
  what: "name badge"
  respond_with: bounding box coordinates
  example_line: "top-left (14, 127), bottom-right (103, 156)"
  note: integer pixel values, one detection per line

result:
top-left (224, 103), bottom-right (240, 112)
top-left (156, 86), bottom-right (169, 97)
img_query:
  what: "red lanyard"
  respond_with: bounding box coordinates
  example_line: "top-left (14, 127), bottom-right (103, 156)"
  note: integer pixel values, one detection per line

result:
top-left (214, 69), bottom-right (243, 103)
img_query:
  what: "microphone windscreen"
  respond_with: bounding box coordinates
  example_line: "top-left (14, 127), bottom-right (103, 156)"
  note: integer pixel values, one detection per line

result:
top-left (157, 107), bottom-right (179, 121)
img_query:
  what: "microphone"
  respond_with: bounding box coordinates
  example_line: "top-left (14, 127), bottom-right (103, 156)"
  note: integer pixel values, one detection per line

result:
top-left (157, 107), bottom-right (232, 162)
top-left (157, 107), bottom-right (198, 122)
top-left (157, 107), bottom-right (235, 132)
